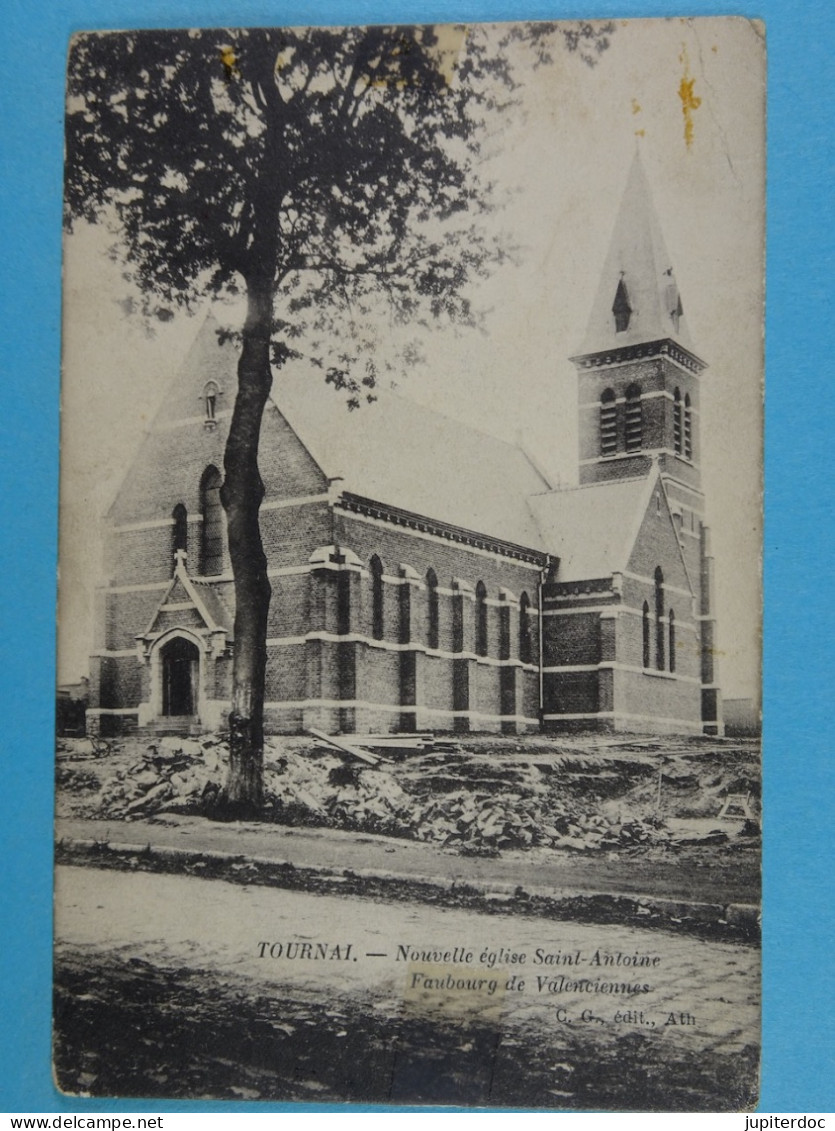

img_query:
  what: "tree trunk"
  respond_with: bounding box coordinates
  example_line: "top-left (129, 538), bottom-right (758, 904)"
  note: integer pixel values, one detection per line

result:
top-left (216, 277), bottom-right (274, 818)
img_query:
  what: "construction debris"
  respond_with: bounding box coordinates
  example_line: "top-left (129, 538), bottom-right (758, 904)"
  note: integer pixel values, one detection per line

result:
top-left (307, 727), bottom-right (386, 766)
top-left (717, 792), bottom-right (756, 820)
top-left (55, 732), bottom-right (760, 855)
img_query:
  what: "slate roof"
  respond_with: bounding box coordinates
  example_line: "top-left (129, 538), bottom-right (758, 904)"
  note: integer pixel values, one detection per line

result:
top-left (272, 369), bottom-right (553, 550)
top-left (528, 473), bottom-right (655, 581)
top-left (110, 313), bottom-right (665, 573)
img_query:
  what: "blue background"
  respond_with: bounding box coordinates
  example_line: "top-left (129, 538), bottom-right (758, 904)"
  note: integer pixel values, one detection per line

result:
top-left (1, 0), bottom-right (831, 1114)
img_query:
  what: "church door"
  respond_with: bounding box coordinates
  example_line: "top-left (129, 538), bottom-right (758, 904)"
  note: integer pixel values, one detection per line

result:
top-left (161, 637), bottom-right (199, 716)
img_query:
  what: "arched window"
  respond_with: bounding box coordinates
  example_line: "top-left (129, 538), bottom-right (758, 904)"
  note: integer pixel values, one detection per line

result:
top-left (642, 601), bottom-right (651, 669)
top-left (625, 384), bottom-right (642, 452)
top-left (668, 609), bottom-right (676, 674)
top-left (399, 571), bottom-right (411, 646)
top-left (370, 555), bottom-right (384, 640)
top-left (199, 466), bottom-right (223, 576)
top-left (452, 588), bottom-right (464, 654)
top-left (600, 388), bottom-right (617, 455)
top-left (203, 380), bottom-right (220, 425)
top-left (684, 393), bottom-right (693, 460)
top-left (519, 591), bottom-right (532, 664)
top-left (612, 277), bottom-right (632, 333)
top-left (426, 569), bottom-right (439, 650)
top-left (172, 503), bottom-right (188, 562)
top-left (654, 567), bottom-right (665, 671)
top-left (475, 581), bottom-right (488, 657)
top-left (498, 602), bottom-right (511, 661)
top-left (673, 388), bottom-right (683, 454)
top-left (336, 570), bottom-right (351, 636)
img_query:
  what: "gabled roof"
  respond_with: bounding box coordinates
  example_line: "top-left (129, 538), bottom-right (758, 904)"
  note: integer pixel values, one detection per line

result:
top-left (529, 472), bottom-right (658, 581)
top-left (577, 153), bottom-right (700, 359)
top-left (139, 557), bottom-right (234, 641)
top-left (271, 368), bottom-right (552, 550)
top-left (104, 311), bottom-right (551, 550)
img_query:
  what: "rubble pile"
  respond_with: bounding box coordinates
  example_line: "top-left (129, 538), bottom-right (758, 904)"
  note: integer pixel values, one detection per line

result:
top-left (55, 739), bottom-right (109, 818)
top-left (55, 731), bottom-right (759, 853)
top-left (657, 751), bottom-right (760, 818)
top-left (259, 741), bottom-right (670, 852)
top-left (56, 736), bottom-right (226, 820)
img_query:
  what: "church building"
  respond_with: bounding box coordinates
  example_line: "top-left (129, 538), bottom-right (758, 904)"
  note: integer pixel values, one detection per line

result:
top-left (86, 158), bottom-right (722, 739)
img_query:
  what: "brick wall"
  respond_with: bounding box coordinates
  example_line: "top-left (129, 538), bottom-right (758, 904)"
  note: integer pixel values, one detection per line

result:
top-left (94, 323), bottom-right (713, 738)
top-left (578, 354), bottom-right (703, 492)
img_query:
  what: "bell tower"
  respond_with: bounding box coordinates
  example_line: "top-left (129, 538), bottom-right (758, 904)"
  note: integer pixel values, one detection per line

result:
top-left (571, 154), bottom-right (721, 733)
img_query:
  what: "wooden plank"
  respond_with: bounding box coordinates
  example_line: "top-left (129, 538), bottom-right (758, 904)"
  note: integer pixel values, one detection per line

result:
top-left (307, 727), bottom-right (383, 766)
top-left (361, 733), bottom-right (433, 742)
top-left (357, 737), bottom-right (429, 749)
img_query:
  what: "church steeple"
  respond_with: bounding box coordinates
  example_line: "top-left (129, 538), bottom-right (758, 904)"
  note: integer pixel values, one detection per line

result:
top-left (571, 154), bottom-right (707, 493)
top-left (569, 155), bottom-right (722, 736)
top-left (578, 153), bottom-right (698, 358)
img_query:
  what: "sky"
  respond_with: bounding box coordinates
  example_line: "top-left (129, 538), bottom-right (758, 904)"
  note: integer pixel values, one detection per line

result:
top-left (58, 15), bottom-right (764, 701)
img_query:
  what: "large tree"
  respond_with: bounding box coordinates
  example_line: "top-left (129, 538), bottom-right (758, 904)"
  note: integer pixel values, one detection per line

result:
top-left (65, 21), bottom-right (613, 816)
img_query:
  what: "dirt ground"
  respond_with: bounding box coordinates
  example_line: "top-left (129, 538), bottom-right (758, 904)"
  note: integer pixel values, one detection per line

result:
top-left (53, 946), bottom-right (758, 1109)
top-left (53, 734), bottom-right (761, 1108)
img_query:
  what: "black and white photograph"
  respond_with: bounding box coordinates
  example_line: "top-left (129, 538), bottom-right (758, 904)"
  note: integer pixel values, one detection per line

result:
top-left (54, 16), bottom-right (764, 1110)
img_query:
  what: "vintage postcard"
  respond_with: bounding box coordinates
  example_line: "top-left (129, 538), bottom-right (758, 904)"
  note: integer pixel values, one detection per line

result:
top-left (54, 17), bottom-right (764, 1109)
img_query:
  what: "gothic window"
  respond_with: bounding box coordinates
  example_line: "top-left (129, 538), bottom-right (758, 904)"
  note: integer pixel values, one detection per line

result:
top-left (600, 388), bottom-right (617, 455)
top-left (204, 380), bottom-right (220, 420)
top-left (370, 555), bottom-right (384, 640)
top-left (668, 609), bottom-right (676, 673)
top-left (426, 569), bottom-right (439, 650)
top-left (199, 466), bottom-right (223, 575)
top-left (452, 589), bottom-right (464, 654)
top-left (684, 394), bottom-right (693, 460)
top-left (519, 591), bottom-right (533, 664)
top-left (642, 601), bottom-right (651, 668)
top-left (499, 602), bottom-right (511, 662)
top-left (625, 385), bottom-right (643, 452)
top-left (612, 277), bottom-right (632, 333)
top-left (336, 568), bottom-right (351, 636)
top-left (172, 503), bottom-right (188, 561)
top-left (654, 567), bottom-right (665, 671)
top-left (399, 572), bottom-right (411, 646)
top-left (475, 581), bottom-right (488, 657)
top-left (673, 388), bottom-right (683, 454)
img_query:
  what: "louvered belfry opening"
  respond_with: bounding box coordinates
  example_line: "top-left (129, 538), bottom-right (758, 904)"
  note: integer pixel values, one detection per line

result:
top-left (600, 388), bottom-right (617, 455)
top-left (624, 384), bottom-right (643, 452)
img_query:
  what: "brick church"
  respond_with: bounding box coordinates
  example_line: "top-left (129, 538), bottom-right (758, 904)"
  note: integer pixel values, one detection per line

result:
top-left (87, 157), bottom-right (722, 739)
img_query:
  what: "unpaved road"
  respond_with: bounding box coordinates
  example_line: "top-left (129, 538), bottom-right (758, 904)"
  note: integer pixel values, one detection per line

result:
top-left (54, 864), bottom-right (759, 1108)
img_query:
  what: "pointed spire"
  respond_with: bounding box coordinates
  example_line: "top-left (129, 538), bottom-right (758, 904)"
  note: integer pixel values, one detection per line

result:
top-left (578, 153), bottom-right (694, 356)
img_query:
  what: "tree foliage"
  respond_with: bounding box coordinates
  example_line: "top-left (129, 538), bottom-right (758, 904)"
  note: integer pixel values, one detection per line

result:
top-left (66, 21), bottom-right (613, 399)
